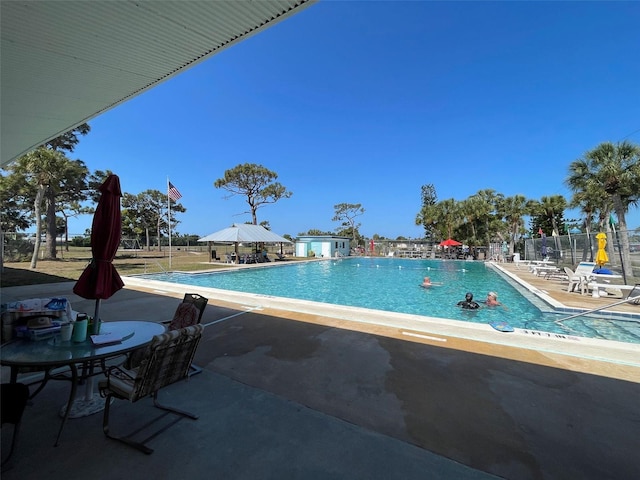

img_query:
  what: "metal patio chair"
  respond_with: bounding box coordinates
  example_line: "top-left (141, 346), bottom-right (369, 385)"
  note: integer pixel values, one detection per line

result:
top-left (98, 324), bottom-right (204, 454)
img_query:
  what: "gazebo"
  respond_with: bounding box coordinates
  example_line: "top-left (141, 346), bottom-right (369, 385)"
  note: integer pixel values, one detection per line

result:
top-left (198, 224), bottom-right (291, 263)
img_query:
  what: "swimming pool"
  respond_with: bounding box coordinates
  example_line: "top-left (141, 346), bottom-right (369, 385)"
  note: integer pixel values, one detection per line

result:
top-left (139, 257), bottom-right (640, 344)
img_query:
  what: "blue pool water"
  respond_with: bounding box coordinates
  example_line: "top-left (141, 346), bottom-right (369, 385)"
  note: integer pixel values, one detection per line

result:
top-left (141, 257), bottom-right (640, 344)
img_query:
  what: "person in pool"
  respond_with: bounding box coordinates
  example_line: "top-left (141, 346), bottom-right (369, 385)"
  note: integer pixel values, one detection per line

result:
top-left (485, 291), bottom-right (501, 306)
top-left (420, 276), bottom-right (443, 288)
top-left (457, 292), bottom-right (480, 309)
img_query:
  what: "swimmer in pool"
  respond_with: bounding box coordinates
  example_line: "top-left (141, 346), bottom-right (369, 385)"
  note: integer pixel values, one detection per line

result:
top-left (457, 292), bottom-right (480, 310)
top-left (485, 291), bottom-right (501, 306)
top-left (420, 276), bottom-right (442, 288)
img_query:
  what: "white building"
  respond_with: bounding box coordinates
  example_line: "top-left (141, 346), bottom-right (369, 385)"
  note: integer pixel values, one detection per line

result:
top-left (295, 235), bottom-right (351, 258)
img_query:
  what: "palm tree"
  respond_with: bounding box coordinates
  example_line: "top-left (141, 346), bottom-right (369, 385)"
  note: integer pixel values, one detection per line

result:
top-left (9, 147), bottom-right (70, 266)
top-left (539, 195), bottom-right (567, 237)
top-left (497, 195), bottom-right (528, 255)
top-left (458, 197), bottom-right (485, 244)
top-left (433, 198), bottom-right (460, 241)
top-left (472, 189), bottom-right (503, 247)
top-left (566, 169), bottom-right (614, 262)
top-left (566, 141), bottom-right (640, 280)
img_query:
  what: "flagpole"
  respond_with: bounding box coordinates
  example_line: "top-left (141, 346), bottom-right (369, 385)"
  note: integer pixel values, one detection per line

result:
top-left (167, 176), bottom-right (172, 269)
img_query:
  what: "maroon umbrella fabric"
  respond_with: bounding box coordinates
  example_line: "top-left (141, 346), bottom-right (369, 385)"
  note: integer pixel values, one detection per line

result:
top-left (439, 238), bottom-right (462, 247)
top-left (73, 174), bottom-right (124, 312)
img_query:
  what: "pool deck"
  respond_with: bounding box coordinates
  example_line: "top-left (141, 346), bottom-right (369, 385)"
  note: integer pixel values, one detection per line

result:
top-left (2, 259), bottom-right (639, 479)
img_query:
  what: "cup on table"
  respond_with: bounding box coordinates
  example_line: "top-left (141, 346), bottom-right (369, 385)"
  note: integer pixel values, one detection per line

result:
top-left (72, 319), bottom-right (88, 342)
top-left (60, 322), bottom-right (73, 342)
top-left (88, 317), bottom-right (102, 335)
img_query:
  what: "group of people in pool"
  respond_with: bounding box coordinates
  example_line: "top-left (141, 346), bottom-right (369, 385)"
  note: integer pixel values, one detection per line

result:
top-left (456, 291), bottom-right (502, 309)
top-left (457, 291), bottom-right (503, 309)
top-left (420, 277), bottom-right (503, 309)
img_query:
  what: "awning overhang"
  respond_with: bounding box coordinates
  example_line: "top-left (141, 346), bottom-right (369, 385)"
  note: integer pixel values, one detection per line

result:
top-left (1, 0), bottom-right (316, 166)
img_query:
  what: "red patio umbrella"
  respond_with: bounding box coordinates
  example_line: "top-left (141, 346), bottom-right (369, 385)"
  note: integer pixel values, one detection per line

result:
top-left (73, 174), bottom-right (124, 334)
top-left (439, 238), bottom-right (462, 247)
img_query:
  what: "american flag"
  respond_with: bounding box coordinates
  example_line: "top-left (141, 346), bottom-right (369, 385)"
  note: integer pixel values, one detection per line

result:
top-left (168, 181), bottom-right (182, 201)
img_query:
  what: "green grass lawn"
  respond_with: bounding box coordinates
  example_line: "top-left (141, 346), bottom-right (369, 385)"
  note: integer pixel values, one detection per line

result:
top-left (2, 246), bottom-right (301, 287)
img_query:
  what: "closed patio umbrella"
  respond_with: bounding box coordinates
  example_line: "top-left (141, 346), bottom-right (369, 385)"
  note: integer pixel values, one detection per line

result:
top-left (70, 174), bottom-right (124, 417)
top-left (540, 234), bottom-right (547, 259)
top-left (595, 232), bottom-right (609, 267)
top-left (73, 174), bottom-right (124, 333)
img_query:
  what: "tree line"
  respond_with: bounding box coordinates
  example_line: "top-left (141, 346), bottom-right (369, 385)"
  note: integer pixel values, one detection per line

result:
top-left (0, 125), bottom-right (188, 266)
top-left (414, 141), bottom-right (640, 279)
top-left (2, 123), bottom-right (638, 278)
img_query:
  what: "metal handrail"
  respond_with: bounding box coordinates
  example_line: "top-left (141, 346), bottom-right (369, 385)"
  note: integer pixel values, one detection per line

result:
top-left (144, 260), bottom-right (169, 274)
top-left (554, 292), bottom-right (640, 325)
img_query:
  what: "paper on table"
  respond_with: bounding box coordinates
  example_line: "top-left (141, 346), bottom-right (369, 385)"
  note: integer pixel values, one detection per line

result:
top-left (90, 332), bottom-right (122, 345)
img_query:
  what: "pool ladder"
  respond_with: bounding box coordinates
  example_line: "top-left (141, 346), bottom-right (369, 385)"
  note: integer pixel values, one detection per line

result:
top-left (144, 260), bottom-right (169, 274)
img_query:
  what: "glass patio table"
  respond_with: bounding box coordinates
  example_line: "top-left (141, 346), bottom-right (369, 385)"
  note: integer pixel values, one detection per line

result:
top-left (1, 320), bottom-right (165, 445)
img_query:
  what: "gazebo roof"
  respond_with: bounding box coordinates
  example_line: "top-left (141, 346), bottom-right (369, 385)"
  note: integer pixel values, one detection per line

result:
top-left (198, 224), bottom-right (291, 244)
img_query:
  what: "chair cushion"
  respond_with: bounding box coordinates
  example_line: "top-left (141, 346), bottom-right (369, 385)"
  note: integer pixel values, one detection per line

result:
top-left (99, 367), bottom-right (138, 400)
top-left (168, 303), bottom-right (199, 331)
top-left (101, 326), bottom-right (203, 403)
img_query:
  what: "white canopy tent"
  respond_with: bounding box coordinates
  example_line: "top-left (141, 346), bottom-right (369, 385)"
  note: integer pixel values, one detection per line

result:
top-left (198, 224), bottom-right (292, 263)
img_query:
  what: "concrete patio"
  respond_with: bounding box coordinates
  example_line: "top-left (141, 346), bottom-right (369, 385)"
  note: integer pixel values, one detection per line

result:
top-left (2, 261), bottom-right (639, 479)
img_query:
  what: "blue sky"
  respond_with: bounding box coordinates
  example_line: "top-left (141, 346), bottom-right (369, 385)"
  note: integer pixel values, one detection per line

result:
top-left (69, 1), bottom-right (640, 239)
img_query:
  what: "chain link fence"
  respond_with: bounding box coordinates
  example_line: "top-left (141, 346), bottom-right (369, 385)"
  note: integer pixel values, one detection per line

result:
top-left (4, 230), bottom-right (639, 279)
top-left (523, 229), bottom-right (640, 278)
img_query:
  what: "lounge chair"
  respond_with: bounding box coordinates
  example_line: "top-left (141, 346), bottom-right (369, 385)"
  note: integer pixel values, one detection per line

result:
top-left (98, 324), bottom-right (204, 454)
top-left (543, 267), bottom-right (566, 281)
top-left (574, 262), bottom-right (596, 276)
top-left (275, 253), bottom-right (287, 261)
top-left (563, 267), bottom-right (587, 294)
top-left (564, 262), bottom-right (596, 294)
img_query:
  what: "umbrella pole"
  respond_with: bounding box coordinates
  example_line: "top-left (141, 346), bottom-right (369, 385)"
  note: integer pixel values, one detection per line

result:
top-left (79, 299), bottom-right (103, 410)
top-left (62, 298), bottom-right (107, 419)
top-left (77, 299), bottom-right (104, 413)
top-left (93, 299), bottom-right (101, 335)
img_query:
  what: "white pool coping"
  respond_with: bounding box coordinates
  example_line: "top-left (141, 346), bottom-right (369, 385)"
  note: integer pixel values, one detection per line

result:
top-left (123, 274), bottom-right (640, 370)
